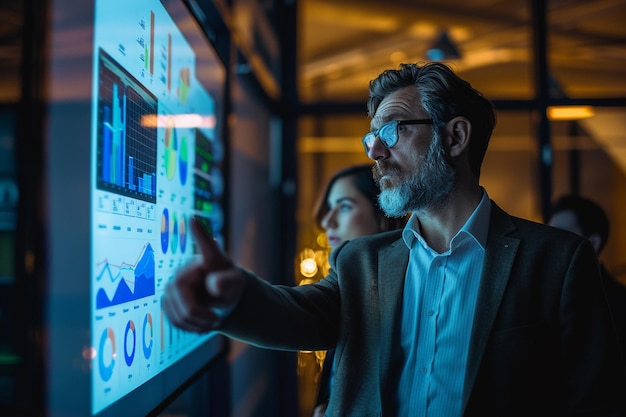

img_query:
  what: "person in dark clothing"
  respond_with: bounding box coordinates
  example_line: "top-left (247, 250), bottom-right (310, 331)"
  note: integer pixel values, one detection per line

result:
top-left (548, 193), bottom-right (626, 366)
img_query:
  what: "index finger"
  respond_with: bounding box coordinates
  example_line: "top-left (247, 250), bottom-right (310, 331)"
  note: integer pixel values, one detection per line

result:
top-left (190, 217), bottom-right (233, 271)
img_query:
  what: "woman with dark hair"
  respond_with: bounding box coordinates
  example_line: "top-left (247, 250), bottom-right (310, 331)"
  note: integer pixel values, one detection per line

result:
top-left (314, 164), bottom-right (406, 249)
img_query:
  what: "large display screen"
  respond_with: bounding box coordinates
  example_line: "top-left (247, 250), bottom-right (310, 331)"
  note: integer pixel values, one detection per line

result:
top-left (45, 0), bottom-right (228, 416)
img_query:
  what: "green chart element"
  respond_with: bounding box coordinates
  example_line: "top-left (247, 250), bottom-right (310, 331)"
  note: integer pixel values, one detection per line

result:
top-left (164, 117), bottom-right (177, 180)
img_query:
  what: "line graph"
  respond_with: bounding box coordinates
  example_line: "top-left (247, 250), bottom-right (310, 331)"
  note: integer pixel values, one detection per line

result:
top-left (95, 242), bottom-right (156, 309)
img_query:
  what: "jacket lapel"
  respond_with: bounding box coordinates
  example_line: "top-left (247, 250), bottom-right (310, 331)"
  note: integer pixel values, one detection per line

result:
top-left (377, 236), bottom-right (409, 395)
top-left (462, 202), bottom-right (520, 411)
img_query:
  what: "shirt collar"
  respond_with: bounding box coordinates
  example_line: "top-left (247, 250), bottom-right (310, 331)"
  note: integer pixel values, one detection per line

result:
top-left (402, 189), bottom-right (491, 251)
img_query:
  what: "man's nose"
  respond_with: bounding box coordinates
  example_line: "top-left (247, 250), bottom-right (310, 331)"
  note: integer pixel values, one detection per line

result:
top-left (367, 135), bottom-right (389, 161)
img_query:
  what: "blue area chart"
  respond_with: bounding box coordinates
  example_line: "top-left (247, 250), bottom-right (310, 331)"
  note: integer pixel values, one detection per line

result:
top-left (95, 243), bottom-right (156, 309)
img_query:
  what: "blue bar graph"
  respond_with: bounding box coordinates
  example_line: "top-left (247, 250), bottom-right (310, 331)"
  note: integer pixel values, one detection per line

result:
top-left (97, 49), bottom-right (158, 204)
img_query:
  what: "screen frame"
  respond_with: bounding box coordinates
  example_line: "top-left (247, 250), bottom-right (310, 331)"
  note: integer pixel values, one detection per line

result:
top-left (41, 0), bottom-right (231, 416)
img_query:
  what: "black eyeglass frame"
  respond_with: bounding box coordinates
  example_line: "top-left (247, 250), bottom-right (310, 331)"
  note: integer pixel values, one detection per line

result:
top-left (362, 119), bottom-right (433, 153)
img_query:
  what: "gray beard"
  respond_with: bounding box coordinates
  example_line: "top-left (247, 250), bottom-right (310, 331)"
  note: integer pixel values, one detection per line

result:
top-left (377, 135), bottom-right (456, 217)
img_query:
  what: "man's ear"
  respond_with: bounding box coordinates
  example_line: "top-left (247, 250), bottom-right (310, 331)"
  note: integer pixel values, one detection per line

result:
top-left (446, 116), bottom-right (471, 158)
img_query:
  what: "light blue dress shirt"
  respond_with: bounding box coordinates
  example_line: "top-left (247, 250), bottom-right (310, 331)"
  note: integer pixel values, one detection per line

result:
top-left (395, 191), bottom-right (491, 417)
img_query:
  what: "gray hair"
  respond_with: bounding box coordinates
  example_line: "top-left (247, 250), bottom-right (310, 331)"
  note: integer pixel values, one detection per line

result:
top-left (367, 62), bottom-right (497, 177)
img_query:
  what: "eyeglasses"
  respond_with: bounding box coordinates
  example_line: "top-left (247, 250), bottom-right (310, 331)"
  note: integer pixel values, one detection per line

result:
top-left (362, 119), bottom-right (433, 153)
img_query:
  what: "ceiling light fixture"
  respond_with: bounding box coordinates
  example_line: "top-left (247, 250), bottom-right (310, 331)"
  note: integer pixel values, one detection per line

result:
top-left (426, 30), bottom-right (461, 61)
top-left (547, 105), bottom-right (595, 121)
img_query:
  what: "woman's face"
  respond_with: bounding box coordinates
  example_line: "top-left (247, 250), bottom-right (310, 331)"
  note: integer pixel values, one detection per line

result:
top-left (320, 176), bottom-right (382, 248)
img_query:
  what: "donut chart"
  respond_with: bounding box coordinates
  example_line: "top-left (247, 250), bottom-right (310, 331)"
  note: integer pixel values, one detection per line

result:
top-left (142, 313), bottom-right (153, 360)
top-left (124, 320), bottom-right (136, 367)
top-left (98, 327), bottom-right (116, 382)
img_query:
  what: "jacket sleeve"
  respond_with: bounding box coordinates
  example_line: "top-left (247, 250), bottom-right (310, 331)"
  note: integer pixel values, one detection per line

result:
top-left (559, 240), bottom-right (626, 415)
top-left (217, 267), bottom-right (341, 351)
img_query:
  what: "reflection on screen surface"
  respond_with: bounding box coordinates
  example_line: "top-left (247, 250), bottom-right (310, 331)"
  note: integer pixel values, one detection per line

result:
top-left (90, 0), bottom-right (224, 413)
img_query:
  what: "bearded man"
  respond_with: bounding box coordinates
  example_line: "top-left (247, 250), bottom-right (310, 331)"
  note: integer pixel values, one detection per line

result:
top-left (163, 62), bottom-right (626, 417)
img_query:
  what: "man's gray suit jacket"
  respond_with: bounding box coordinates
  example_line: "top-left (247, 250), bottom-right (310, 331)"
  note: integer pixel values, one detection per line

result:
top-left (221, 201), bottom-right (626, 416)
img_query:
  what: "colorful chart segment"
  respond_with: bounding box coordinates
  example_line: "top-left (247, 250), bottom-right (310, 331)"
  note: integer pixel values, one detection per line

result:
top-left (179, 214), bottom-right (187, 253)
top-left (164, 117), bottom-right (177, 180)
top-left (124, 320), bottom-right (136, 366)
top-left (163, 116), bottom-right (189, 186)
top-left (95, 243), bottom-right (156, 309)
top-left (97, 50), bottom-right (157, 203)
top-left (142, 313), bottom-right (153, 360)
top-left (161, 209), bottom-right (169, 253)
top-left (179, 134), bottom-right (188, 185)
top-left (98, 327), bottom-right (116, 382)
top-left (159, 209), bottom-right (186, 255)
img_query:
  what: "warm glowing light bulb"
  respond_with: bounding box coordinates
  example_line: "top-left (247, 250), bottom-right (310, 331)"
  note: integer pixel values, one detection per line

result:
top-left (300, 258), bottom-right (318, 277)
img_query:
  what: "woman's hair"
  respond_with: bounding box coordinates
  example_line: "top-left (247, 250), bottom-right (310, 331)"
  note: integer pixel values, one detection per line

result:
top-left (367, 62), bottom-right (497, 178)
top-left (314, 164), bottom-right (406, 232)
